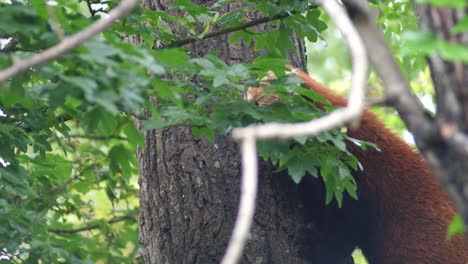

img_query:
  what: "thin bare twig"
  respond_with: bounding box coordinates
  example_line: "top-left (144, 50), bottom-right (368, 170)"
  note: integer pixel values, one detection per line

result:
top-left (48, 212), bottom-right (136, 234)
top-left (47, 5), bottom-right (65, 40)
top-left (68, 134), bottom-right (128, 140)
top-left (221, 1), bottom-right (368, 263)
top-left (0, 0), bottom-right (138, 83)
top-left (366, 97), bottom-right (389, 107)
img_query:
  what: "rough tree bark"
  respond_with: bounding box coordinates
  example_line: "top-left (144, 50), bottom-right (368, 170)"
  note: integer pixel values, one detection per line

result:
top-left (413, 3), bottom-right (468, 222)
top-left (133, 1), bottom-right (348, 263)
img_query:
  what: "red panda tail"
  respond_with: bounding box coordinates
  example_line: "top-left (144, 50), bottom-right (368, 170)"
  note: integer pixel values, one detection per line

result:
top-left (286, 65), bottom-right (348, 107)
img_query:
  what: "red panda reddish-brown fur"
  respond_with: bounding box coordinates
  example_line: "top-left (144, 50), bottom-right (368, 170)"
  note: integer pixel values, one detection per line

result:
top-left (266, 69), bottom-right (467, 263)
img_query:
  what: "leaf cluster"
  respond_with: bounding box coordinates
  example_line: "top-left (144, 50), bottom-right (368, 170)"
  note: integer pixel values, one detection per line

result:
top-left (1, 0), bottom-right (458, 261)
top-left (0, 0), bottom-right (336, 261)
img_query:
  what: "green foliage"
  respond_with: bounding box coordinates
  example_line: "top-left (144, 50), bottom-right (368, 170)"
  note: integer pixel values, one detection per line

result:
top-left (401, 30), bottom-right (468, 63)
top-left (447, 214), bottom-right (465, 239)
top-left (453, 16), bottom-right (468, 33)
top-left (0, 0), bottom-right (341, 260)
top-left (257, 129), bottom-right (362, 207)
top-left (0, 0), bottom-right (142, 262)
top-left (311, 0), bottom-right (465, 235)
top-left (417, 0), bottom-right (467, 8)
top-left (352, 248), bottom-right (369, 264)
top-left (0, 0), bottom-right (461, 261)
top-left (374, 0), bottom-right (427, 81)
top-left (307, 0), bottom-right (425, 84)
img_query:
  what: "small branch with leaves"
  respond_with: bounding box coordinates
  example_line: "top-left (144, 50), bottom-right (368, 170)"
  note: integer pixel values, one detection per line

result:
top-left (0, 2), bottom-right (317, 83)
top-left (220, 1), bottom-right (369, 263)
top-left (160, 5), bottom-right (318, 49)
top-left (68, 134), bottom-right (128, 141)
top-left (342, 0), bottom-right (468, 229)
top-left (0, 0), bottom-right (138, 83)
top-left (48, 212), bottom-right (137, 235)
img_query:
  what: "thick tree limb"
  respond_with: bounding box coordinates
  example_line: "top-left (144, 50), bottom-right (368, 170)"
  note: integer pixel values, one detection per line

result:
top-left (0, 0), bottom-right (138, 83)
top-left (343, 0), bottom-right (468, 227)
top-left (222, 1), bottom-right (368, 263)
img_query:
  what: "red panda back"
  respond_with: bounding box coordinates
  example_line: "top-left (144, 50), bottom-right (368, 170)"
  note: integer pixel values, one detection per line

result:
top-left (292, 68), bottom-right (468, 263)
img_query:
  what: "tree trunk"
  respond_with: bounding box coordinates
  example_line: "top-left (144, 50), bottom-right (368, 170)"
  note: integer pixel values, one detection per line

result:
top-left (133, 1), bottom-right (340, 263)
top-left (413, 3), bottom-right (468, 225)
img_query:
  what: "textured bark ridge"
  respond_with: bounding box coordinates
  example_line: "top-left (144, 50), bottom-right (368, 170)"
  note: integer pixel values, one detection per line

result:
top-left (134, 1), bottom-right (338, 263)
top-left (413, 3), bottom-right (468, 222)
top-left (136, 129), bottom-right (334, 263)
top-left (136, 127), bottom-right (363, 264)
top-left (134, 2), bottom-right (468, 263)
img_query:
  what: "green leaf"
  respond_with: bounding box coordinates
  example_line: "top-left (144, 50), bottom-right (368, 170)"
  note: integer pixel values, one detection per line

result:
top-left (213, 74), bottom-right (230, 87)
top-left (348, 137), bottom-right (379, 152)
top-left (152, 78), bottom-right (184, 107)
top-left (417, 0), bottom-right (467, 8)
top-left (452, 16), bottom-right (468, 33)
top-left (286, 157), bottom-right (308, 183)
top-left (330, 137), bottom-right (348, 152)
top-left (109, 144), bottom-right (133, 178)
top-left (191, 126), bottom-right (215, 143)
top-left (293, 136), bottom-right (308, 145)
top-left (282, 148), bottom-right (320, 183)
top-left (229, 30), bottom-right (253, 46)
top-left (84, 107), bottom-right (118, 136)
top-left (153, 48), bottom-right (192, 68)
top-left (401, 30), bottom-right (438, 55)
top-left (401, 30), bottom-right (468, 63)
top-left (344, 178), bottom-right (358, 200)
top-left (0, 5), bottom-right (43, 36)
top-left (143, 115), bottom-right (167, 130)
top-left (123, 123), bottom-right (144, 147)
top-left (439, 41), bottom-right (468, 63)
top-left (447, 214), bottom-right (465, 239)
top-left (257, 140), bottom-right (290, 164)
top-left (295, 87), bottom-right (328, 103)
top-left (334, 189), bottom-right (343, 208)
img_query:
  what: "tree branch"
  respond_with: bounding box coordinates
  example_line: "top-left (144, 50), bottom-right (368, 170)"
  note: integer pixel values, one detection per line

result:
top-left (48, 212), bottom-right (136, 235)
top-left (221, 1), bottom-right (368, 263)
top-left (1, 36), bottom-right (19, 52)
top-left (47, 4), bottom-right (65, 40)
top-left (0, 0), bottom-right (138, 83)
top-left (343, 0), bottom-right (468, 227)
top-left (0, 2), bottom-right (316, 82)
top-left (160, 5), bottom-right (318, 49)
top-left (68, 134), bottom-right (128, 140)
top-left (342, 0), bottom-right (433, 139)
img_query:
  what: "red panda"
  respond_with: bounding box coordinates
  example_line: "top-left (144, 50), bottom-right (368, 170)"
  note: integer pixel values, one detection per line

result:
top-left (248, 68), bottom-right (468, 263)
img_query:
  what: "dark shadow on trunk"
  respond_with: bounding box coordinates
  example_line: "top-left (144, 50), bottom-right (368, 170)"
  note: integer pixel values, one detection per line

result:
top-left (134, 1), bottom-right (357, 263)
